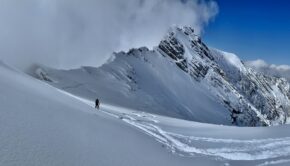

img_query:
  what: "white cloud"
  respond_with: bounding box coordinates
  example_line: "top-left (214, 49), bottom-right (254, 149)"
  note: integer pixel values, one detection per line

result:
top-left (245, 59), bottom-right (290, 81)
top-left (0, 0), bottom-right (218, 70)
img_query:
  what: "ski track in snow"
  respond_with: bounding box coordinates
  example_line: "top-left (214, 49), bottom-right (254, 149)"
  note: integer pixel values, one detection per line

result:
top-left (101, 107), bottom-right (290, 162)
top-left (118, 115), bottom-right (290, 161)
top-left (56, 89), bottom-right (290, 162)
top-left (257, 159), bottom-right (290, 166)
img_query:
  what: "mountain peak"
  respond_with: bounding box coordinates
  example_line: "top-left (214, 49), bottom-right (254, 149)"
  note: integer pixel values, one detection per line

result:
top-left (170, 26), bottom-right (202, 42)
top-left (172, 26), bottom-right (195, 36)
top-left (157, 25), bottom-right (290, 126)
top-left (34, 25), bottom-right (290, 127)
top-left (158, 26), bottom-right (214, 73)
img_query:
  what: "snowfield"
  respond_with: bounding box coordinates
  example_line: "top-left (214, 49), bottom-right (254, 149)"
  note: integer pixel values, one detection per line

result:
top-left (0, 62), bottom-right (220, 166)
top-left (58, 91), bottom-right (290, 165)
top-left (1, 60), bottom-right (289, 165)
top-left (34, 26), bottom-right (290, 127)
top-left (2, 26), bottom-right (290, 165)
top-left (32, 48), bottom-right (231, 125)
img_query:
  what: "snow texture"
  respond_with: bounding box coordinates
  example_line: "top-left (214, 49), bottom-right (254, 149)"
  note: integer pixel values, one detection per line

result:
top-left (0, 61), bottom-right (222, 166)
top-left (6, 60), bottom-right (290, 166)
top-left (35, 26), bottom-right (290, 126)
top-left (2, 25), bottom-right (290, 165)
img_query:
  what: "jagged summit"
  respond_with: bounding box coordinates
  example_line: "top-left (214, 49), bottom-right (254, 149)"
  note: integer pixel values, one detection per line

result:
top-left (158, 26), bottom-right (214, 77)
top-left (34, 26), bottom-right (290, 126)
top-left (157, 26), bottom-right (290, 126)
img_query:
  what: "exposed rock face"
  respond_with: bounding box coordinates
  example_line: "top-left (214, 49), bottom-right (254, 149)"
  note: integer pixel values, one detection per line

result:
top-left (34, 26), bottom-right (290, 126)
top-left (157, 26), bottom-right (290, 126)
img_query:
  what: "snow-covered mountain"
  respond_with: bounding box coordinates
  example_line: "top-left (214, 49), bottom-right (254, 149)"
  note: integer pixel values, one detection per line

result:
top-left (33, 26), bottom-right (290, 126)
top-left (3, 26), bottom-right (290, 165)
top-left (1, 60), bottom-right (225, 166)
top-left (3, 60), bottom-right (290, 165)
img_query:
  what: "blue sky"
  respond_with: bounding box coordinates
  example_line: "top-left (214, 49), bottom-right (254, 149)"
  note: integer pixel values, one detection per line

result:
top-left (203, 0), bottom-right (290, 65)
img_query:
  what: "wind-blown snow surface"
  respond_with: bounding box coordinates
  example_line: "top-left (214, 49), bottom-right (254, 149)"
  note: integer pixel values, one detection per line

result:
top-left (33, 26), bottom-right (290, 127)
top-left (32, 48), bottom-right (231, 125)
top-left (0, 61), bottom-right (220, 166)
top-left (2, 61), bottom-right (290, 165)
top-left (72, 96), bottom-right (290, 165)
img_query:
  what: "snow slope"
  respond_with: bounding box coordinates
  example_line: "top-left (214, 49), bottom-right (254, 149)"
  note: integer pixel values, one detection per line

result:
top-left (0, 61), bottom-right (223, 166)
top-left (38, 84), bottom-right (290, 166)
top-left (34, 26), bottom-right (290, 126)
top-left (1, 59), bottom-right (290, 165)
top-left (32, 47), bottom-right (231, 126)
top-left (101, 103), bottom-right (290, 166)
top-left (158, 26), bottom-right (290, 126)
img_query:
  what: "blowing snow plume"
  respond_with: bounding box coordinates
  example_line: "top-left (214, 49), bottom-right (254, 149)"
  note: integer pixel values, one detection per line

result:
top-left (0, 0), bottom-right (218, 70)
top-left (245, 59), bottom-right (290, 81)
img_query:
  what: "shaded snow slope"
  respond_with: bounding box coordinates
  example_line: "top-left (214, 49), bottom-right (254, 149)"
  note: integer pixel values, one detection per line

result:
top-left (158, 26), bottom-right (290, 126)
top-left (46, 89), bottom-right (290, 166)
top-left (0, 62), bottom-right (222, 166)
top-left (2, 60), bottom-right (290, 166)
top-left (32, 48), bottom-right (231, 126)
top-left (103, 104), bottom-right (290, 165)
top-left (34, 26), bottom-right (290, 126)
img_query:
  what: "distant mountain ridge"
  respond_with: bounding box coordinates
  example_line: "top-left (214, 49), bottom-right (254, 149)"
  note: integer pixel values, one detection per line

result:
top-left (34, 26), bottom-right (290, 126)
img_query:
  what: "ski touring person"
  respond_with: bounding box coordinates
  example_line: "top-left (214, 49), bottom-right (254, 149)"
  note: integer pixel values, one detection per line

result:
top-left (95, 98), bottom-right (100, 110)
